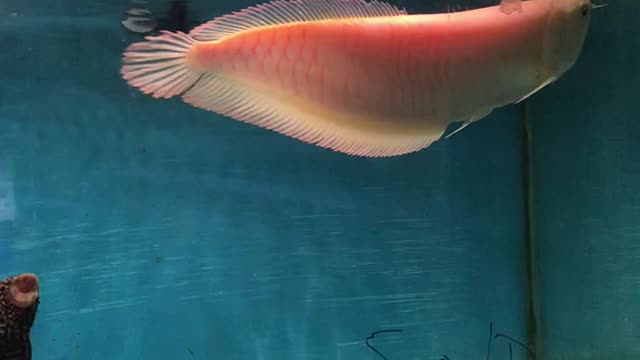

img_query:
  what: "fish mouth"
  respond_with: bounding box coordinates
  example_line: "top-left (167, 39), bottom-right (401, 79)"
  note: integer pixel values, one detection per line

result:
top-left (8, 273), bottom-right (39, 308)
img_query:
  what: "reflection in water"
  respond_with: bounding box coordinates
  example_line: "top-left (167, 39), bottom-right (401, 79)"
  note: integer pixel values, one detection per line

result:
top-left (121, 0), bottom-right (191, 34)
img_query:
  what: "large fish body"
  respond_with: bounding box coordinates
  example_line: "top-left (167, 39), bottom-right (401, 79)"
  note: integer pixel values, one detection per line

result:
top-left (121, 0), bottom-right (592, 157)
top-left (0, 274), bottom-right (39, 360)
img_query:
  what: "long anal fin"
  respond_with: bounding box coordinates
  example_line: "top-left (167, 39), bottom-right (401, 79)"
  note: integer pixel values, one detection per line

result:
top-left (181, 75), bottom-right (445, 157)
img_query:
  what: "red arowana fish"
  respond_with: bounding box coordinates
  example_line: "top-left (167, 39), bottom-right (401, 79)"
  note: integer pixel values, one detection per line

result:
top-left (121, 0), bottom-right (592, 158)
top-left (0, 273), bottom-right (39, 360)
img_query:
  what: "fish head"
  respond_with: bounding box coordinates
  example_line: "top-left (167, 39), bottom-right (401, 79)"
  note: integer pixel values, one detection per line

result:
top-left (0, 273), bottom-right (39, 339)
top-left (542, 0), bottom-right (592, 78)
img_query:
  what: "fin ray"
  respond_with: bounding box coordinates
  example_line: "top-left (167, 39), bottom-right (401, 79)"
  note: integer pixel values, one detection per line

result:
top-left (121, 31), bottom-right (201, 99)
top-left (181, 74), bottom-right (444, 157)
top-left (445, 121), bottom-right (472, 140)
top-left (516, 77), bottom-right (557, 104)
top-left (188, 0), bottom-right (407, 42)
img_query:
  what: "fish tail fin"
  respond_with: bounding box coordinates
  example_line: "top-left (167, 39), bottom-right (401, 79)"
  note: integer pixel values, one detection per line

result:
top-left (121, 30), bottom-right (201, 99)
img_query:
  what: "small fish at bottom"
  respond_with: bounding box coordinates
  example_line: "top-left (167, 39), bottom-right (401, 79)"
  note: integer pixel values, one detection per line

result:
top-left (0, 274), bottom-right (39, 360)
top-left (121, 0), bottom-right (594, 158)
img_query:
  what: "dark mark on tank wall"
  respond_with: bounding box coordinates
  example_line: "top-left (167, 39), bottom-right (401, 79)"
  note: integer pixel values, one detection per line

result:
top-left (366, 322), bottom-right (535, 360)
top-left (365, 329), bottom-right (403, 360)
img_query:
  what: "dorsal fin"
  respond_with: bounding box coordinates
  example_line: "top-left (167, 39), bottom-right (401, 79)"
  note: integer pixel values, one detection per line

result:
top-left (188, 0), bottom-right (408, 42)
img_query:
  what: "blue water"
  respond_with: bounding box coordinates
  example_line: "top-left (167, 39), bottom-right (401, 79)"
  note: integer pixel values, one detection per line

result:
top-left (0, 0), bottom-right (637, 359)
top-left (529, 1), bottom-right (640, 358)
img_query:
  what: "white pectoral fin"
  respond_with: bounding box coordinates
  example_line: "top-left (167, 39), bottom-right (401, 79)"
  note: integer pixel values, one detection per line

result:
top-left (445, 108), bottom-right (494, 140)
top-left (515, 76), bottom-right (557, 104)
top-left (445, 121), bottom-right (472, 139)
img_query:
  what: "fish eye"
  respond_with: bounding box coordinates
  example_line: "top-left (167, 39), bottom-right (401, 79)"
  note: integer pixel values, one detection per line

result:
top-left (580, 3), bottom-right (590, 16)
